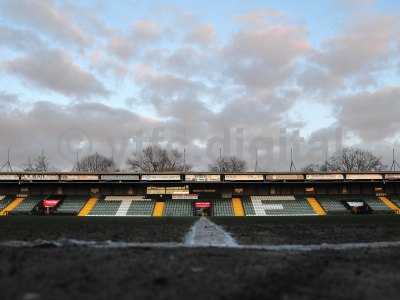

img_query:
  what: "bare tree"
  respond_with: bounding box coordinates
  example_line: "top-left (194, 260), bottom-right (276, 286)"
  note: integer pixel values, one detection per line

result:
top-left (326, 147), bottom-right (385, 172)
top-left (74, 153), bottom-right (116, 172)
top-left (126, 145), bottom-right (191, 172)
top-left (23, 152), bottom-right (52, 172)
top-left (208, 156), bottom-right (247, 172)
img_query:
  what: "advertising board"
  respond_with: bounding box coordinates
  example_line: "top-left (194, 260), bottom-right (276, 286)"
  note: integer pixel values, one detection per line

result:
top-left (142, 174), bottom-right (181, 181)
top-left (306, 174), bottom-right (344, 180)
top-left (225, 174), bottom-right (264, 181)
top-left (185, 175), bottom-right (221, 182)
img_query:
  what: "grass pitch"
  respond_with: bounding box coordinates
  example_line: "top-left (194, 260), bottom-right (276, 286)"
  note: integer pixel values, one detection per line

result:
top-left (1, 215), bottom-right (400, 300)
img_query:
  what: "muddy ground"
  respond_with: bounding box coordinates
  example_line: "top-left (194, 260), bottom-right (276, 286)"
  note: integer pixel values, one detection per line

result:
top-left (1, 216), bottom-right (400, 300)
top-left (0, 217), bottom-right (195, 242)
top-left (213, 215), bottom-right (400, 244)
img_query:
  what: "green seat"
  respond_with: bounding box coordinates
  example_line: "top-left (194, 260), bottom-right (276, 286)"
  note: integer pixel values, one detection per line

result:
top-left (13, 196), bottom-right (43, 212)
top-left (88, 200), bottom-right (121, 216)
top-left (164, 199), bottom-right (193, 216)
top-left (57, 196), bottom-right (87, 214)
top-left (0, 195), bottom-right (14, 211)
top-left (248, 195), bottom-right (316, 216)
top-left (126, 200), bottom-right (155, 216)
top-left (317, 196), bottom-right (348, 213)
top-left (213, 199), bottom-right (234, 216)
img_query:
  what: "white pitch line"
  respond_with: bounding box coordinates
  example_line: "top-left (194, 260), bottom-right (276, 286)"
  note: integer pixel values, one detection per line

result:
top-left (2, 218), bottom-right (400, 251)
top-left (183, 217), bottom-right (238, 247)
top-left (2, 239), bottom-right (400, 252)
top-left (0, 239), bottom-right (181, 249)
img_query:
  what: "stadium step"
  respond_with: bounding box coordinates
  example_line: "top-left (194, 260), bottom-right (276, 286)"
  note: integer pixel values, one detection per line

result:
top-left (116, 200), bottom-right (132, 216)
top-left (379, 197), bottom-right (400, 214)
top-left (78, 197), bottom-right (98, 216)
top-left (232, 198), bottom-right (245, 216)
top-left (153, 202), bottom-right (165, 217)
top-left (307, 197), bottom-right (326, 216)
top-left (0, 197), bottom-right (25, 216)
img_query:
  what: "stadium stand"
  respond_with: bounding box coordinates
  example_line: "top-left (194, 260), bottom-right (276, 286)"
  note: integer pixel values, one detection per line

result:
top-left (363, 196), bottom-right (392, 213)
top-left (56, 196), bottom-right (88, 214)
top-left (317, 196), bottom-right (349, 214)
top-left (3, 171), bottom-right (400, 218)
top-left (0, 195), bottom-right (14, 211)
top-left (153, 202), bottom-right (165, 217)
top-left (105, 196), bottom-right (145, 201)
top-left (242, 196), bottom-right (256, 216)
top-left (126, 200), bottom-right (155, 216)
top-left (316, 195), bottom-right (395, 215)
top-left (116, 200), bottom-right (132, 216)
top-left (340, 196), bottom-right (390, 214)
top-left (88, 199), bottom-right (121, 216)
top-left (12, 195), bottom-right (43, 213)
top-left (97, 196), bottom-right (156, 216)
top-left (245, 195), bottom-right (317, 216)
top-left (307, 197), bottom-right (326, 215)
top-left (389, 195), bottom-right (400, 207)
top-left (78, 197), bottom-right (97, 216)
top-left (232, 197), bottom-right (245, 216)
top-left (378, 196), bottom-right (400, 213)
top-left (213, 198), bottom-right (234, 216)
top-left (164, 199), bottom-right (193, 216)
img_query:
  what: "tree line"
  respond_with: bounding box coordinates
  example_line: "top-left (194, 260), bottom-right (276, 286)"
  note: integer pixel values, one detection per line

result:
top-left (22, 146), bottom-right (387, 173)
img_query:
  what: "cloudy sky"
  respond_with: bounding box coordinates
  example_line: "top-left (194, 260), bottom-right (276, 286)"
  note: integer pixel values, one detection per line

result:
top-left (0, 0), bottom-right (399, 171)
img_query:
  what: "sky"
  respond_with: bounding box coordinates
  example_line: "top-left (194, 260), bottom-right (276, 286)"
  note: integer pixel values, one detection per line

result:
top-left (0, 0), bottom-right (399, 171)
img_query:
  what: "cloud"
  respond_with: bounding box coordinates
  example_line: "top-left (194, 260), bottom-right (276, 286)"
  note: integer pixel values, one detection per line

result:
top-left (107, 20), bottom-right (163, 61)
top-left (143, 46), bottom-right (214, 78)
top-left (299, 13), bottom-right (399, 93)
top-left (0, 25), bottom-right (44, 52)
top-left (87, 50), bottom-right (129, 79)
top-left (6, 49), bottom-right (109, 99)
top-left (0, 91), bottom-right (20, 110)
top-left (107, 35), bottom-right (138, 61)
top-left (133, 20), bottom-right (162, 42)
top-left (338, 0), bottom-right (376, 9)
top-left (184, 24), bottom-right (215, 46)
top-left (0, 3), bottom-right (398, 170)
top-left (134, 64), bottom-right (208, 105)
top-left (0, 101), bottom-right (158, 170)
top-left (0, 0), bottom-right (89, 47)
top-left (222, 16), bottom-right (309, 90)
top-left (335, 86), bottom-right (400, 142)
top-left (235, 9), bottom-right (285, 25)
top-left (127, 11), bottom-right (317, 170)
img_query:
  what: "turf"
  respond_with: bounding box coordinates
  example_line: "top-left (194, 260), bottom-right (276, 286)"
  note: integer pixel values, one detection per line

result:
top-left (1, 247), bottom-right (400, 300)
top-left (0, 216), bottom-right (196, 243)
top-left (213, 215), bottom-right (400, 244)
top-left (1, 215), bottom-right (400, 300)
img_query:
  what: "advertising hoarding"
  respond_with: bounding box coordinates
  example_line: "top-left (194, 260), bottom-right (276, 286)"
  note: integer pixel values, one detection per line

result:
top-left (0, 174), bottom-right (19, 180)
top-left (101, 174), bottom-right (139, 181)
top-left (265, 174), bottom-right (304, 180)
top-left (60, 175), bottom-right (99, 181)
top-left (185, 174), bottom-right (221, 182)
top-left (225, 174), bottom-right (264, 181)
top-left (306, 174), bottom-right (344, 180)
top-left (346, 174), bottom-right (382, 180)
top-left (142, 174), bottom-right (181, 181)
top-left (21, 174), bottom-right (59, 181)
